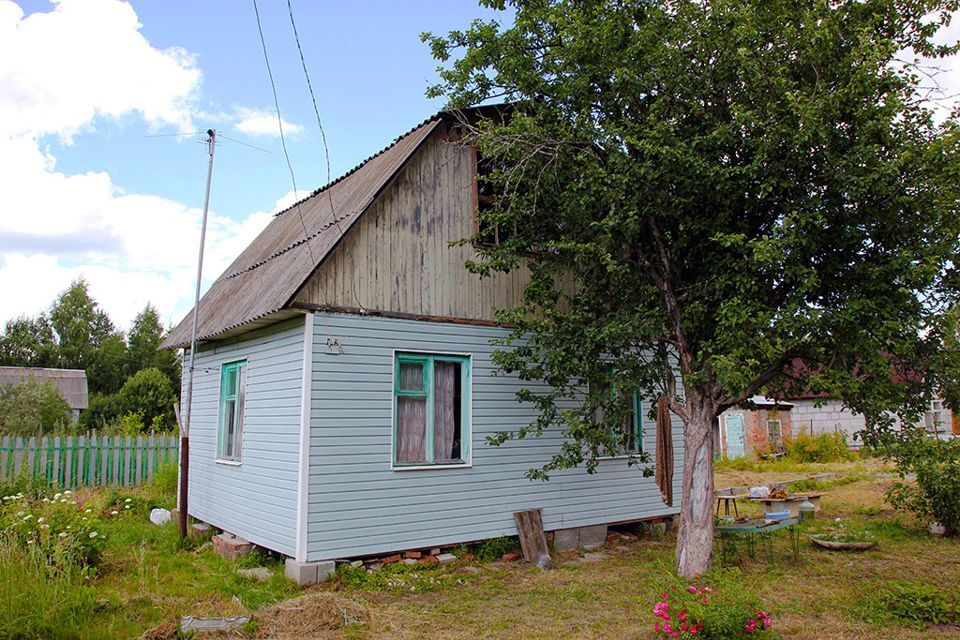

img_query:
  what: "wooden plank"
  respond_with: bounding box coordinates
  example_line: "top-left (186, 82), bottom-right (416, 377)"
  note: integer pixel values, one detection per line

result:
top-left (513, 508), bottom-right (552, 569)
top-left (135, 435), bottom-right (144, 485)
top-left (38, 436), bottom-right (48, 485)
top-left (76, 435), bottom-right (86, 487)
top-left (0, 435), bottom-right (8, 479)
top-left (100, 434), bottom-right (109, 486)
top-left (26, 436), bottom-right (36, 480)
top-left (147, 435), bottom-right (155, 482)
top-left (64, 436), bottom-right (74, 488)
top-left (111, 436), bottom-right (120, 486)
top-left (13, 437), bottom-right (22, 477)
top-left (124, 436), bottom-right (133, 487)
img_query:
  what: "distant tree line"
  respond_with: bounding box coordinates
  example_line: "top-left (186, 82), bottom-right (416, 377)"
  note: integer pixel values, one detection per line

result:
top-left (0, 278), bottom-right (180, 434)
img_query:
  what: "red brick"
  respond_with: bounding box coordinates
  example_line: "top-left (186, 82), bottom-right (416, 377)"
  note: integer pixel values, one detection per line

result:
top-left (404, 551), bottom-right (422, 559)
top-left (418, 555), bottom-right (439, 564)
top-left (382, 554), bottom-right (402, 564)
top-left (501, 552), bottom-right (521, 562)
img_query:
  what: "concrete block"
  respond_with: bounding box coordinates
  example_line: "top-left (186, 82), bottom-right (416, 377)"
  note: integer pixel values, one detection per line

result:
top-left (553, 528), bottom-right (580, 552)
top-left (284, 559), bottom-right (335, 586)
top-left (181, 616), bottom-right (250, 633)
top-left (436, 553), bottom-right (457, 563)
top-left (211, 533), bottom-right (253, 560)
top-left (190, 523), bottom-right (212, 538)
top-left (579, 525), bottom-right (608, 550)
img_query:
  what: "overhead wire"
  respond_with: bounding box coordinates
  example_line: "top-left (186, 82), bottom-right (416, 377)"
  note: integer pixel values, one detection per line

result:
top-left (285, 0), bottom-right (365, 312)
top-left (252, 0), bottom-right (317, 268)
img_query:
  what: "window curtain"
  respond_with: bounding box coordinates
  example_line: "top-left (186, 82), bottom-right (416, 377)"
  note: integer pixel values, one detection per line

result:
top-left (397, 398), bottom-right (426, 462)
top-left (433, 362), bottom-right (458, 461)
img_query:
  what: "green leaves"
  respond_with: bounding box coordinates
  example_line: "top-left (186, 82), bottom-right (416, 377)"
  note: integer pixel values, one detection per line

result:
top-left (428, 0), bottom-right (960, 476)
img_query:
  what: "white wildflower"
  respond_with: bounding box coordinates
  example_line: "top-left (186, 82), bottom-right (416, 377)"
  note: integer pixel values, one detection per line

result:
top-left (53, 493), bottom-right (62, 500)
top-left (42, 498), bottom-right (49, 503)
top-left (124, 498), bottom-right (132, 503)
top-left (61, 499), bottom-right (69, 503)
top-left (15, 511), bottom-right (24, 517)
top-left (124, 505), bottom-right (130, 510)
top-left (89, 531), bottom-right (98, 538)
top-left (37, 517), bottom-right (44, 523)
top-left (58, 532), bottom-right (67, 538)
top-left (84, 509), bottom-right (92, 514)
top-left (63, 490), bottom-right (71, 495)
top-left (110, 510), bottom-right (118, 515)
top-left (40, 524), bottom-right (50, 529)
top-left (23, 514), bottom-right (32, 520)
top-left (26, 540), bottom-right (34, 545)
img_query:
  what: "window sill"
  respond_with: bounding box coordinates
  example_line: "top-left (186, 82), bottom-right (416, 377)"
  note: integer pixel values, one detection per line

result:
top-left (392, 462), bottom-right (472, 472)
top-left (215, 459), bottom-right (242, 467)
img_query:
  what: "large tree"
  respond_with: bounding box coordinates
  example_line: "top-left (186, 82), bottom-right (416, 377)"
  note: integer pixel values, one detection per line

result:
top-left (126, 304), bottom-right (180, 388)
top-left (425, 0), bottom-right (960, 576)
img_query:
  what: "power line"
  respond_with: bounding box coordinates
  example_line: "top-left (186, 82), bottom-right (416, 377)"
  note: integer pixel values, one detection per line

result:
top-left (286, 0), bottom-right (365, 311)
top-left (252, 0), bottom-right (316, 268)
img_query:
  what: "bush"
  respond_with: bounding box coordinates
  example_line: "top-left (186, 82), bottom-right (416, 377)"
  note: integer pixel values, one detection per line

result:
top-left (886, 436), bottom-right (960, 535)
top-left (785, 432), bottom-right (852, 463)
top-left (651, 570), bottom-right (774, 639)
top-left (117, 368), bottom-right (177, 432)
top-left (0, 377), bottom-right (72, 435)
top-left (78, 392), bottom-right (122, 431)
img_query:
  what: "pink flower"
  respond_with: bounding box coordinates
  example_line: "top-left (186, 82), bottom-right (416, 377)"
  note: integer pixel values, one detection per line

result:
top-left (690, 629), bottom-right (698, 636)
top-left (655, 623), bottom-right (661, 633)
top-left (688, 585), bottom-right (698, 594)
top-left (702, 597), bottom-right (709, 604)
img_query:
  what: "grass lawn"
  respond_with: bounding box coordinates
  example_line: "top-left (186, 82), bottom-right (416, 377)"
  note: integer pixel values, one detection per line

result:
top-left (3, 458), bottom-right (960, 639)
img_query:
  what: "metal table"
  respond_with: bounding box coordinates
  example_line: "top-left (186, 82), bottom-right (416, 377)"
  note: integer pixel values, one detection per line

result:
top-left (715, 517), bottom-right (801, 566)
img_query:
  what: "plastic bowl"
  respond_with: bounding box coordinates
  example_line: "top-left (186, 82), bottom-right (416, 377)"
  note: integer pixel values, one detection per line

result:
top-left (764, 510), bottom-right (791, 521)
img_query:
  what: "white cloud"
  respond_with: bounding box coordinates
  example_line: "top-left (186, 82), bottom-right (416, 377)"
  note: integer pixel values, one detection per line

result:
top-left (233, 107), bottom-right (304, 138)
top-left (0, 0), bottom-right (273, 332)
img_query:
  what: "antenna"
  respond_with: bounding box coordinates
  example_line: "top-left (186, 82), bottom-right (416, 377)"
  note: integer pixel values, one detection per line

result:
top-left (178, 128), bottom-right (217, 539)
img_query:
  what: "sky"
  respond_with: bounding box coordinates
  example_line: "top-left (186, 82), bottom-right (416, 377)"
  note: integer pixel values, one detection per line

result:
top-left (0, 1), bottom-right (958, 335)
top-left (0, 0), bottom-right (509, 332)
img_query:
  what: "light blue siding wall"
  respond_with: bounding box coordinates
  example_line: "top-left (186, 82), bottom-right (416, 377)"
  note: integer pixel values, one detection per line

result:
top-left (184, 318), bottom-right (304, 556)
top-left (306, 313), bottom-right (684, 561)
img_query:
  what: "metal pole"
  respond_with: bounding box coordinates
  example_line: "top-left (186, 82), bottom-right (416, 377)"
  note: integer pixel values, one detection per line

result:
top-left (179, 129), bottom-right (216, 539)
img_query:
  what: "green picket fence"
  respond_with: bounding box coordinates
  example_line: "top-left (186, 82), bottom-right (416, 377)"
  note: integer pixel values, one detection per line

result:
top-left (0, 433), bottom-right (178, 488)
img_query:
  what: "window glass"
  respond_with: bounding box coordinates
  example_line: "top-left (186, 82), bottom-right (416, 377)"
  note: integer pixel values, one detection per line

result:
top-left (218, 360), bottom-right (246, 462)
top-left (395, 354), bottom-right (469, 467)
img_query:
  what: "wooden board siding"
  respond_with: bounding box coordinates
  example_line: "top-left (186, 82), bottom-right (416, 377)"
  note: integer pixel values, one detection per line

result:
top-left (182, 318), bottom-right (305, 556)
top-left (294, 134), bottom-right (531, 322)
top-left (305, 313), bottom-right (684, 561)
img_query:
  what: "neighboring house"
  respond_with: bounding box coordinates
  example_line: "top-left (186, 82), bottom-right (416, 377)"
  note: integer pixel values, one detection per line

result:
top-left (162, 109), bottom-right (684, 582)
top-left (716, 397), bottom-right (793, 459)
top-left (0, 366), bottom-right (89, 422)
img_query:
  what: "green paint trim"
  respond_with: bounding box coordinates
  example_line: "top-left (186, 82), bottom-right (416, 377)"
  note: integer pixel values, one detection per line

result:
top-left (393, 352), bottom-right (471, 467)
top-left (217, 359), bottom-right (248, 462)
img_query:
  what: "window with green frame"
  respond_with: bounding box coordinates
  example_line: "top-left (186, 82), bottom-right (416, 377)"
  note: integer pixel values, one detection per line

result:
top-left (589, 369), bottom-right (643, 455)
top-left (394, 352), bottom-right (470, 466)
top-left (217, 360), bottom-right (247, 462)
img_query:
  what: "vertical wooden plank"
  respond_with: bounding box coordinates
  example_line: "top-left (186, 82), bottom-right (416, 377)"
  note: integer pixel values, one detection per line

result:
top-left (0, 435), bottom-right (8, 479)
top-left (147, 435), bottom-right (155, 482)
top-left (111, 436), bottom-right (121, 486)
top-left (124, 436), bottom-right (133, 487)
top-left (514, 508), bottom-right (552, 569)
top-left (26, 436), bottom-right (36, 481)
top-left (51, 436), bottom-right (61, 487)
top-left (135, 435), bottom-right (144, 485)
top-left (38, 436), bottom-right (48, 485)
top-left (13, 437), bottom-right (22, 477)
top-left (76, 435), bottom-right (86, 487)
top-left (99, 434), bottom-right (107, 486)
top-left (64, 436), bottom-right (74, 488)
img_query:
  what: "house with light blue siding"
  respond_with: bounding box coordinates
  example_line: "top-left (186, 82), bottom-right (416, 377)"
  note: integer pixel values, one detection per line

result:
top-left (163, 109), bottom-right (684, 582)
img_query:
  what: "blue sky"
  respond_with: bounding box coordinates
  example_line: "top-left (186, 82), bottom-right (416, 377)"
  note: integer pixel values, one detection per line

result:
top-left (0, 0), bottom-right (509, 330)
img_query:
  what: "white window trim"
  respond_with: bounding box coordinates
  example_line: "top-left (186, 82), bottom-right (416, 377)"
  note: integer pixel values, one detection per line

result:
top-left (390, 348), bottom-right (473, 471)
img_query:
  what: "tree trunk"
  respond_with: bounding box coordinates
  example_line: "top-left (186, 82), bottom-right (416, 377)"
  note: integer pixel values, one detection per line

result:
top-left (674, 399), bottom-right (716, 578)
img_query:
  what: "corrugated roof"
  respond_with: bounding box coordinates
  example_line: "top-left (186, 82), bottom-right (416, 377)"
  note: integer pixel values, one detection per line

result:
top-left (163, 116), bottom-right (444, 348)
top-left (0, 367), bottom-right (89, 410)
